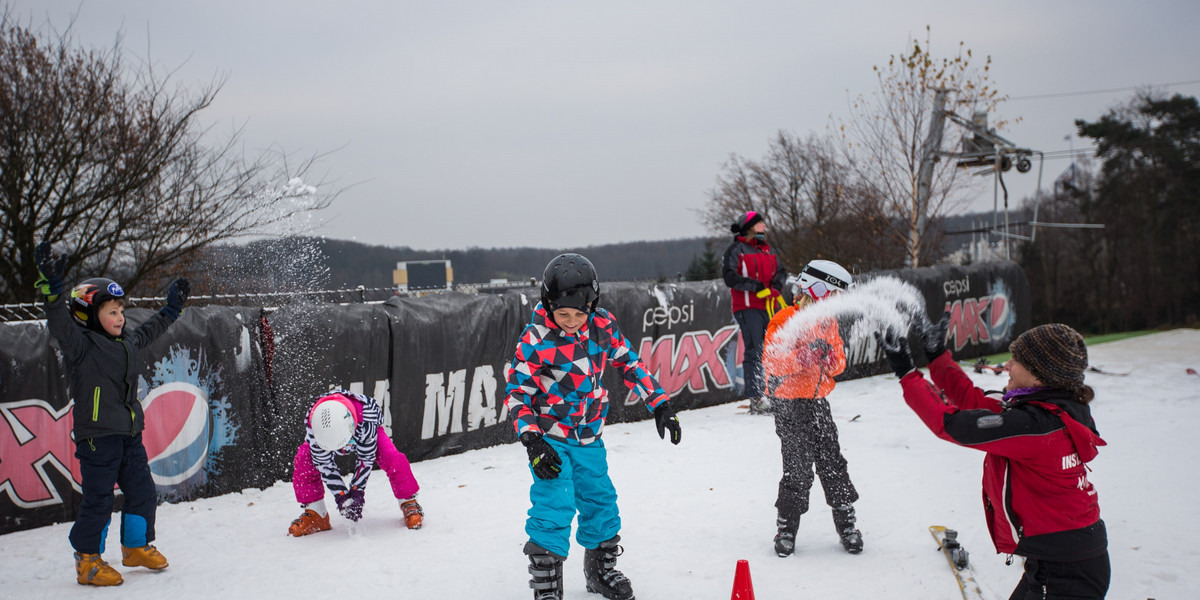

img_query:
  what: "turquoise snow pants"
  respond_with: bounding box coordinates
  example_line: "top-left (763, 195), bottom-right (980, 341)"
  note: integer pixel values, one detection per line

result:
top-left (525, 437), bottom-right (620, 558)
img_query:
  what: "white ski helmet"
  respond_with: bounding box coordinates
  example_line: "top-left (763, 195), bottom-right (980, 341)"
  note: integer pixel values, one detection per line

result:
top-left (797, 259), bottom-right (852, 301)
top-left (311, 399), bottom-right (356, 451)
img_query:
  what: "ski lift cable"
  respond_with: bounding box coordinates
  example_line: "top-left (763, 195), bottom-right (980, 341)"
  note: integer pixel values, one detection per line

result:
top-left (1008, 79), bottom-right (1200, 101)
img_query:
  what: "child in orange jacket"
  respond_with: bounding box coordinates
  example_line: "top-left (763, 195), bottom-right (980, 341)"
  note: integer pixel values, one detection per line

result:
top-left (763, 260), bottom-right (862, 557)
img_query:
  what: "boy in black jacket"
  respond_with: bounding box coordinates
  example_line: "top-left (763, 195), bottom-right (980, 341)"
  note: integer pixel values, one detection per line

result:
top-left (35, 242), bottom-right (189, 586)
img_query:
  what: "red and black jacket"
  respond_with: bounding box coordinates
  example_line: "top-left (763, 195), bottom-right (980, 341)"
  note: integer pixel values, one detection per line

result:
top-left (722, 236), bottom-right (786, 313)
top-left (900, 351), bottom-right (1108, 561)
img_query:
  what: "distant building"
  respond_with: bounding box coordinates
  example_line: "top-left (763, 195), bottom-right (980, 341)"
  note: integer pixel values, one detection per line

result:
top-left (394, 259), bottom-right (453, 292)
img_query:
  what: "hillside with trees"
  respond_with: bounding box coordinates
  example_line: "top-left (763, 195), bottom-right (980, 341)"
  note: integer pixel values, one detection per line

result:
top-left (194, 237), bottom-right (714, 293)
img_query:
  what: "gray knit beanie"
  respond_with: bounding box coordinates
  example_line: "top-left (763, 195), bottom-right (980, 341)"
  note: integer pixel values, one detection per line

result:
top-left (1009, 324), bottom-right (1088, 390)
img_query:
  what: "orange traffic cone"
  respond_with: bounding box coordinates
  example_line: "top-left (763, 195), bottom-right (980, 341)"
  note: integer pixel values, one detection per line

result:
top-left (731, 559), bottom-right (755, 600)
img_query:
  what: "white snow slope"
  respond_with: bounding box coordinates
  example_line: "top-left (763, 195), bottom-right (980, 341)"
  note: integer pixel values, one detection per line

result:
top-left (1, 329), bottom-right (1196, 599)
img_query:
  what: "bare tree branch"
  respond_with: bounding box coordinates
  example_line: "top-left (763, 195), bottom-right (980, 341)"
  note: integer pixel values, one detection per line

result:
top-left (837, 27), bottom-right (1007, 267)
top-left (0, 14), bottom-right (336, 302)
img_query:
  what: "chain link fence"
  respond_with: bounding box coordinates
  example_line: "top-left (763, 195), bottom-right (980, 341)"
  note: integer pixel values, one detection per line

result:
top-left (0, 281), bottom-right (542, 323)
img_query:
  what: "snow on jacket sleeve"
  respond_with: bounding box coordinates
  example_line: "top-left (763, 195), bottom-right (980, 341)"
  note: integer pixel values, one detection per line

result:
top-left (504, 324), bottom-right (549, 436)
top-left (764, 309), bottom-right (846, 399)
top-left (597, 310), bottom-right (669, 412)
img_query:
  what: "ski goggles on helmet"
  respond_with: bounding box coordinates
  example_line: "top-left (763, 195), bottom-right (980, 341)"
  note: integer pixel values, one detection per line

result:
top-left (804, 280), bottom-right (834, 301)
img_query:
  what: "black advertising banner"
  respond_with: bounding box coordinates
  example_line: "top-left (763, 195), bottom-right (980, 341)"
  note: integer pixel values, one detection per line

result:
top-left (0, 320), bottom-right (76, 532)
top-left (134, 306), bottom-right (276, 500)
top-left (383, 291), bottom-right (531, 462)
top-left (597, 281), bottom-right (743, 424)
top-left (0, 261), bottom-right (1030, 534)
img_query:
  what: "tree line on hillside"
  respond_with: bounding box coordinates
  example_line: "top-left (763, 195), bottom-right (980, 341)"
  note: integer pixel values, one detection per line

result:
top-left (185, 209), bottom-right (997, 297)
top-left (191, 237), bottom-right (713, 294)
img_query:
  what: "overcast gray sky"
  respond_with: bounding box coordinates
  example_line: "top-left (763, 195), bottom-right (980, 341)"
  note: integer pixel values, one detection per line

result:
top-left (8, 1), bottom-right (1200, 250)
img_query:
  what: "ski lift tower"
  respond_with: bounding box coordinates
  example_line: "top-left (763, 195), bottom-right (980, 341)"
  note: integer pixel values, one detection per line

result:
top-left (945, 109), bottom-right (1041, 259)
top-left (917, 99), bottom-right (1103, 261)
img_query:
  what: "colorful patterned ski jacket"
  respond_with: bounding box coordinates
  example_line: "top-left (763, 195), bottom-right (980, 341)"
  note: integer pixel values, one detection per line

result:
top-left (505, 303), bottom-right (669, 445)
top-left (763, 306), bottom-right (845, 400)
top-left (304, 390), bottom-right (382, 495)
top-left (722, 236), bottom-right (787, 313)
top-left (900, 351), bottom-right (1108, 560)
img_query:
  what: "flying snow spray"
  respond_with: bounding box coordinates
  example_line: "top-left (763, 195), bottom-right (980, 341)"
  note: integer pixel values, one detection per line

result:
top-left (765, 276), bottom-right (933, 366)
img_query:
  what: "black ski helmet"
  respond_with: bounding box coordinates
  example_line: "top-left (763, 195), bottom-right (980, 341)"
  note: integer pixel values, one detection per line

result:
top-left (70, 277), bottom-right (126, 333)
top-left (541, 253), bottom-right (599, 313)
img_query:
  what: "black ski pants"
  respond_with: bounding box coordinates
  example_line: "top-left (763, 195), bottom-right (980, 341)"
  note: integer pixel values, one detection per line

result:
top-left (734, 308), bottom-right (769, 399)
top-left (1008, 553), bottom-right (1111, 600)
top-left (69, 433), bottom-right (158, 555)
top-left (772, 397), bottom-right (858, 519)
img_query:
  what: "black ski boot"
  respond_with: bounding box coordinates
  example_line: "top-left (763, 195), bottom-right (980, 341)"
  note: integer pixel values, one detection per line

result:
top-left (524, 541), bottom-right (565, 600)
top-left (833, 504), bottom-right (864, 554)
top-left (584, 535), bottom-right (634, 599)
top-left (774, 512), bottom-right (800, 557)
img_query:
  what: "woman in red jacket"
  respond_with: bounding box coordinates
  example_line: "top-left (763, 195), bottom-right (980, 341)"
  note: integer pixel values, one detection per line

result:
top-left (878, 322), bottom-right (1109, 600)
top-left (721, 211), bottom-right (787, 413)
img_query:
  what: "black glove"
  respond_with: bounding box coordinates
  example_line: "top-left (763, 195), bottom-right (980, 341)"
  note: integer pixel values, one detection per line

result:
top-left (167, 278), bottom-right (190, 309)
top-left (335, 487), bottom-right (364, 521)
top-left (653, 402), bottom-right (682, 445)
top-left (34, 242), bottom-right (66, 299)
top-left (875, 330), bottom-right (915, 378)
top-left (919, 312), bottom-right (950, 359)
top-left (161, 278), bottom-right (190, 321)
top-left (519, 431), bottom-right (562, 480)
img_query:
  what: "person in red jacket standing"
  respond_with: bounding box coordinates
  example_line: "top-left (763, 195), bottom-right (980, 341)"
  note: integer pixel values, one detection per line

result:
top-left (722, 211), bottom-right (787, 413)
top-left (878, 321), bottom-right (1110, 600)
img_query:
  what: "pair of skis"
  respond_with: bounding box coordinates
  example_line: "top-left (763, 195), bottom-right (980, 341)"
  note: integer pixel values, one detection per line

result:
top-left (929, 525), bottom-right (987, 600)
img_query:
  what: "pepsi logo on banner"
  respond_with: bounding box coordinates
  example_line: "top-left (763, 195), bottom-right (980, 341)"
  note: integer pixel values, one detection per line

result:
top-left (141, 382), bottom-right (211, 486)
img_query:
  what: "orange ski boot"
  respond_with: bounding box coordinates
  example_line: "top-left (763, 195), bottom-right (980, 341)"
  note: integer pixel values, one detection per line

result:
top-left (288, 509), bottom-right (332, 537)
top-left (122, 544), bottom-right (169, 570)
top-left (75, 552), bottom-right (124, 586)
top-left (400, 497), bottom-right (424, 530)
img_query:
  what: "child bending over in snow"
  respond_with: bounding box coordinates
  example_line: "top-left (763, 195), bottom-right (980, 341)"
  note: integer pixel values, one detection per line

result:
top-left (763, 259), bottom-right (863, 557)
top-left (878, 320), bottom-right (1109, 599)
top-left (35, 241), bottom-right (187, 586)
top-left (287, 389), bottom-right (423, 536)
top-left (504, 253), bottom-right (682, 600)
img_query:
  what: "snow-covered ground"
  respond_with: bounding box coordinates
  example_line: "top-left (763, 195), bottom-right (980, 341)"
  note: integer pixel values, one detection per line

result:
top-left (2, 329), bottom-right (1196, 599)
